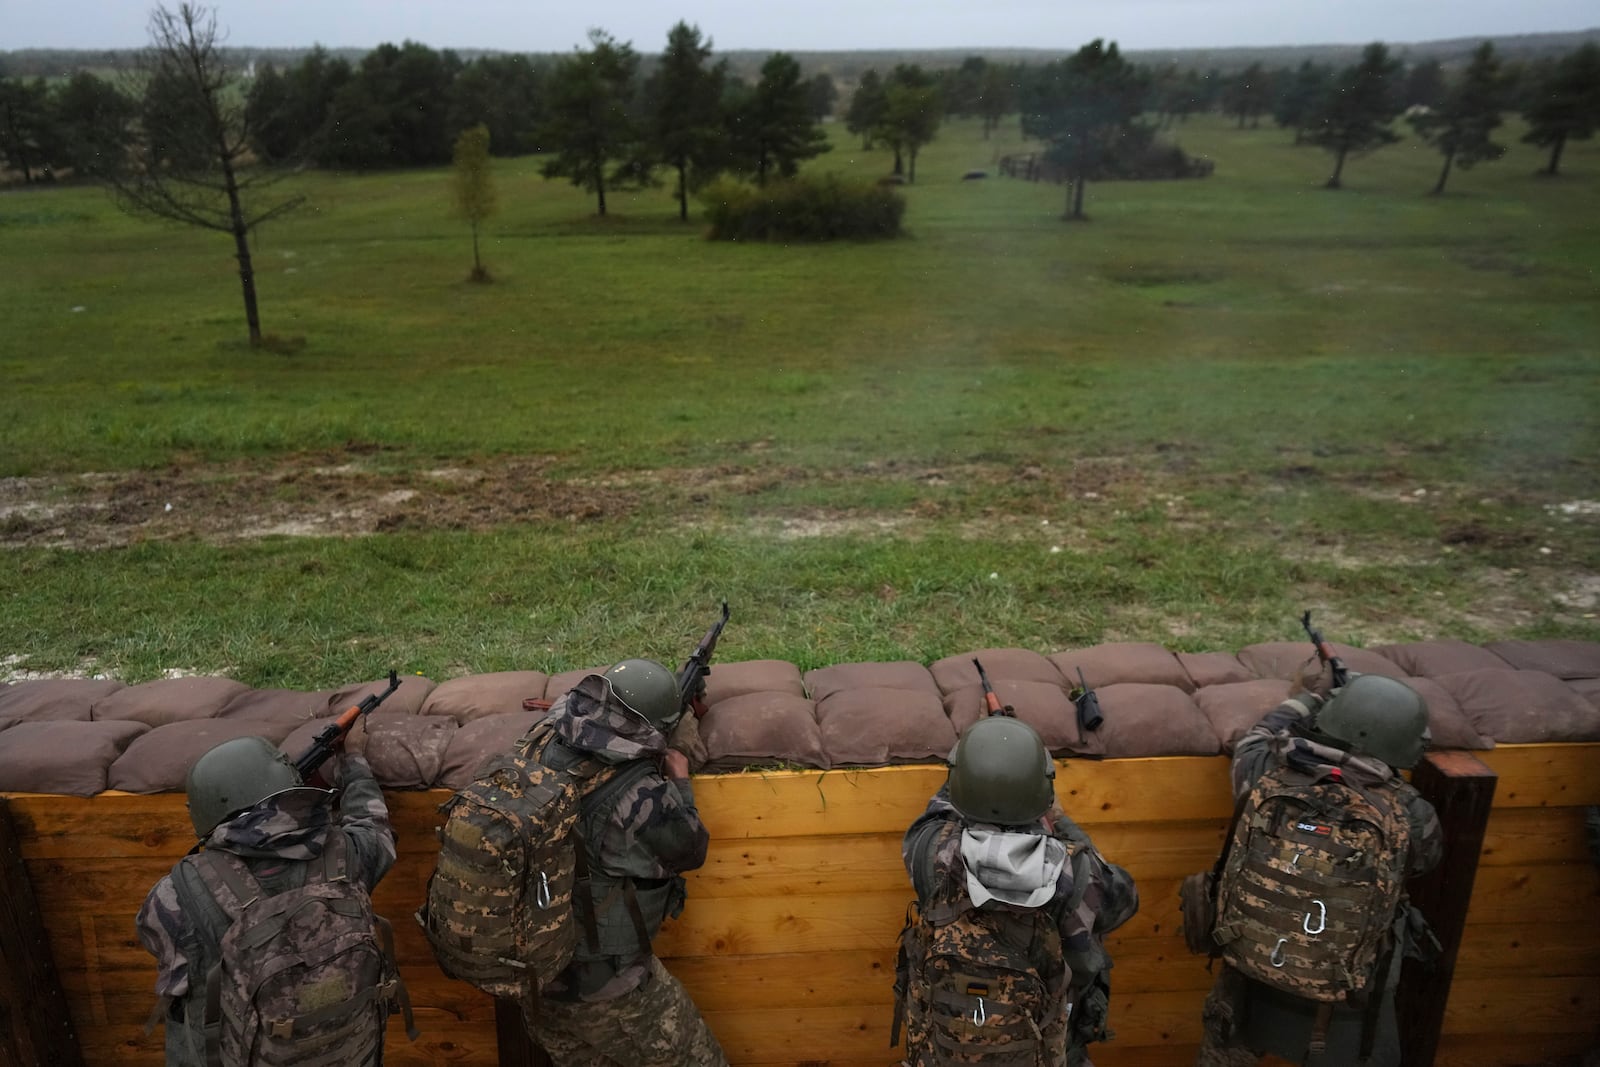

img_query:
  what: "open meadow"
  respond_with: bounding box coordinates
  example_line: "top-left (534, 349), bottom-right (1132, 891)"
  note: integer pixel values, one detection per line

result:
top-left (1, 114), bottom-right (1597, 686)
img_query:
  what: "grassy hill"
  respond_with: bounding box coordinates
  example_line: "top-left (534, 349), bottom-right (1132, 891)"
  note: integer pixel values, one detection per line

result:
top-left (0, 114), bottom-right (1596, 686)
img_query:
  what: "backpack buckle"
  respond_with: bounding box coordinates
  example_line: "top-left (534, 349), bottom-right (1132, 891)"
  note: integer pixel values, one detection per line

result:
top-left (269, 1018), bottom-right (294, 1039)
top-left (1303, 899), bottom-right (1327, 935)
top-left (535, 870), bottom-right (552, 909)
top-left (971, 996), bottom-right (987, 1027)
top-left (1270, 938), bottom-right (1288, 967)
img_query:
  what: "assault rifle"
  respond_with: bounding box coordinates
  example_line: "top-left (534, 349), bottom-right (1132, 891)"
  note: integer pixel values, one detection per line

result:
top-left (1073, 667), bottom-right (1104, 733)
top-left (294, 670), bottom-right (401, 785)
top-left (1300, 611), bottom-right (1351, 689)
top-left (973, 658), bottom-right (1014, 716)
top-left (678, 602), bottom-right (730, 720)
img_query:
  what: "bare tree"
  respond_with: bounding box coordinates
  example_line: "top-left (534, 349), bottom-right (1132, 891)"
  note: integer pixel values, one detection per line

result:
top-left (104, 4), bottom-right (304, 346)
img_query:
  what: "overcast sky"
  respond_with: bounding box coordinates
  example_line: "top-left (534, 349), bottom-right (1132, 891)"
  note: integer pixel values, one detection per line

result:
top-left (6, 0), bottom-right (1597, 54)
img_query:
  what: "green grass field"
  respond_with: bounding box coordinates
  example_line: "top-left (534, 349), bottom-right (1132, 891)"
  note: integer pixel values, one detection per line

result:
top-left (2, 114), bottom-right (1597, 687)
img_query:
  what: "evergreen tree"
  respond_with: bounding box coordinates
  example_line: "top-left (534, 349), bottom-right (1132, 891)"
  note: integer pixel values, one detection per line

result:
top-left (845, 69), bottom-right (887, 150)
top-left (1402, 58), bottom-right (1446, 109)
top-left (52, 71), bottom-right (135, 174)
top-left (728, 52), bottom-right (828, 185)
top-left (1273, 61), bottom-right (1331, 144)
top-left (448, 54), bottom-right (544, 157)
top-left (540, 30), bottom-right (648, 216)
top-left (1409, 42), bottom-right (1506, 195)
top-left (1306, 42), bottom-right (1402, 189)
top-left (875, 65), bottom-right (941, 183)
top-left (1522, 43), bottom-right (1600, 176)
top-left (1019, 39), bottom-right (1146, 220)
top-left (648, 21), bottom-right (726, 222)
top-left (0, 76), bottom-right (56, 182)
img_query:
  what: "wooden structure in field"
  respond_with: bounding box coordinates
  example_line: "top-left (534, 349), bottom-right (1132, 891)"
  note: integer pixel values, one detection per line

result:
top-left (3, 743), bottom-right (1598, 1067)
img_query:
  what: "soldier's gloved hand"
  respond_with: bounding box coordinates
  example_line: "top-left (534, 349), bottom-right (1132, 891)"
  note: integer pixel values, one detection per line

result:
top-left (668, 710), bottom-right (709, 774)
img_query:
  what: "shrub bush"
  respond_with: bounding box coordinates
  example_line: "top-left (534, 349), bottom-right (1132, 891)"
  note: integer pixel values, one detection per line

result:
top-left (701, 174), bottom-right (906, 242)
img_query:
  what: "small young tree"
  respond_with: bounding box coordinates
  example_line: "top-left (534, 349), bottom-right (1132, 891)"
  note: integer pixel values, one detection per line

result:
top-left (1306, 42), bottom-right (1403, 189)
top-left (450, 124), bottom-right (496, 281)
top-left (1408, 42), bottom-right (1506, 195)
top-left (1522, 43), bottom-right (1600, 177)
top-left (101, 3), bottom-right (305, 347)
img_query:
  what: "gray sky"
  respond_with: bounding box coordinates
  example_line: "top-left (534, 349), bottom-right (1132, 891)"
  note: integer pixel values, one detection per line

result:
top-left (5, 0), bottom-right (1597, 53)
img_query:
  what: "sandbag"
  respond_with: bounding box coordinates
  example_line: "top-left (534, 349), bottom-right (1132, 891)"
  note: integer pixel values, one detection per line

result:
top-left (1050, 642), bottom-right (1195, 692)
top-left (700, 691), bottom-right (828, 771)
top-left (436, 711), bottom-right (546, 789)
top-left (944, 679), bottom-right (1083, 755)
top-left (91, 676), bottom-right (250, 727)
top-left (0, 678), bottom-right (123, 722)
top-left (1177, 652), bottom-right (1254, 689)
top-left (108, 719), bottom-right (295, 793)
top-left (325, 674), bottom-right (436, 716)
top-left (815, 687), bottom-right (956, 766)
top-left (1079, 683), bottom-right (1220, 758)
top-left (929, 649), bottom-right (1063, 694)
top-left (1236, 641), bottom-right (1406, 682)
top-left (1193, 680), bottom-right (1296, 751)
top-left (704, 659), bottom-right (806, 703)
top-left (421, 671), bottom-right (550, 723)
top-left (0, 720), bottom-right (148, 795)
top-left (803, 660), bottom-right (941, 704)
top-left (1432, 669), bottom-right (1600, 744)
top-left (1372, 639), bottom-right (1511, 678)
top-left (1482, 640), bottom-right (1600, 681)
top-left (217, 687), bottom-right (337, 724)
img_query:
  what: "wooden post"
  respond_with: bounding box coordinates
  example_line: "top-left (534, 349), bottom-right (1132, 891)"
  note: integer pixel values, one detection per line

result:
top-left (0, 798), bottom-right (85, 1067)
top-left (494, 998), bottom-right (552, 1067)
top-left (1397, 750), bottom-right (1498, 1067)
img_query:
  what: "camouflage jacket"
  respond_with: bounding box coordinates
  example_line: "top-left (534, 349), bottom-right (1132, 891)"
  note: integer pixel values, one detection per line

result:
top-left (135, 753), bottom-right (396, 1000)
top-left (902, 787), bottom-right (1140, 997)
top-left (541, 674), bottom-right (710, 1001)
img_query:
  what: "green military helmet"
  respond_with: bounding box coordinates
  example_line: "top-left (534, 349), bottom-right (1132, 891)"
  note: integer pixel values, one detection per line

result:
top-left (1313, 674), bottom-right (1431, 769)
top-left (947, 716), bottom-right (1057, 826)
top-left (603, 658), bottom-right (683, 731)
top-left (185, 735), bottom-right (304, 838)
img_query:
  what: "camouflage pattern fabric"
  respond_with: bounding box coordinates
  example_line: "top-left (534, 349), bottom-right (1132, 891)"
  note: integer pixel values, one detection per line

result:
top-left (899, 790), bottom-right (1139, 1066)
top-left (1197, 700), bottom-right (1443, 1066)
top-left (136, 755), bottom-right (397, 1067)
top-left (524, 955), bottom-right (729, 1067)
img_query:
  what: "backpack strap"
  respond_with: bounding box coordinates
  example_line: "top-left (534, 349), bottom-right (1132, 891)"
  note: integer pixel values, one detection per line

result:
top-left (374, 913), bottom-right (421, 1040)
top-left (889, 901), bottom-right (919, 1048)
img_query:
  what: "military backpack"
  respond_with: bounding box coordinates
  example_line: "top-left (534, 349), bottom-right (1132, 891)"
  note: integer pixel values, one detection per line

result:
top-left (892, 895), bottom-right (1070, 1067)
top-left (417, 719), bottom-right (619, 1000)
top-left (171, 833), bottom-right (413, 1067)
top-left (1209, 759), bottom-right (1412, 1003)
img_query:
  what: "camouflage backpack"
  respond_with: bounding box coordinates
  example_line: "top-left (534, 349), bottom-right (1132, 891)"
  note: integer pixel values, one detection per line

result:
top-left (417, 719), bottom-right (619, 1000)
top-left (176, 833), bottom-right (413, 1066)
top-left (1210, 759), bottom-right (1412, 1003)
top-left (892, 898), bottom-right (1070, 1067)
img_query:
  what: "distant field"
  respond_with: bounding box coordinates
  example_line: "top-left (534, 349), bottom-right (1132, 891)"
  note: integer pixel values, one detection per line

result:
top-left (1, 114), bottom-right (1596, 686)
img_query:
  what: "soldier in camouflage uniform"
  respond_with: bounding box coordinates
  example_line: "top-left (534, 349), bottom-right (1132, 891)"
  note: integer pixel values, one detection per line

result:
top-left (1196, 675), bottom-right (1444, 1067)
top-left (136, 735), bottom-right (397, 1066)
top-left (899, 716), bottom-right (1139, 1067)
top-left (522, 659), bottom-right (729, 1067)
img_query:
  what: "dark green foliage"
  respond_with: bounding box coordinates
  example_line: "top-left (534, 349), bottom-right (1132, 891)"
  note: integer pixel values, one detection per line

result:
top-left (448, 54), bottom-right (546, 158)
top-left (0, 75), bottom-right (57, 182)
top-left (539, 30), bottom-right (650, 216)
top-left (845, 68), bottom-right (887, 149)
top-left (648, 22), bottom-right (727, 222)
top-left (244, 47), bottom-right (350, 164)
top-left (1019, 39), bottom-right (1148, 219)
top-left (701, 173), bottom-right (904, 241)
top-left (806, 72), bottom-right (838, 121)
top-left (726, 52), bottom-right (829, 185)
top-left (1222, 62), bottom-right (1273, 128)
top-left (1521, 42), bottom-right (1600, 176)
top-left (1273, 61), bottom-right (1332, 144)
top-left (1409, 43), bottom-right (1507, 195)
top-left (50, 71), bottom-right (135, 175)
top-left (322, 41), bottom-right (460, 169)
top-left (1306, 42), bottom-right (1403, 188)
top-left (873, 64), bottom-right (942, 183)
top-left (1403, 58), bottom-right (1446, 110)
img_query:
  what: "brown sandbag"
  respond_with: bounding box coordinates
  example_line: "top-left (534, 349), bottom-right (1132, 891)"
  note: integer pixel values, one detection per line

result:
top-left (281, 712), bottom-right (457, 788)
top-left (944, 679), bottom-right (1083, 756)
top-left (1049, 642), bottom-right (1195, 692)
top-left (91, 676), bottom-right (251, 727)
top-left (804, 661), bottom-right (942, 704)
top-left (704, 660), bottom-right (806, 703)
top-left (1177, 652), bottom-right (1254, 689)
top-left (929, 649), bottom-right (1064, 695)
top-left (107, 719), bottom-right (295, 793)
top-left (815, 687), bottom-right (957, 767)
top-left (1432, 669), bottom-right (1600, 744)
top-left (437, 711), bottom-right (545, 790)
top-left (1193, 679), bottom-right (1296, 752)
top-left (1482, 639), bottom-right (1600, 681)
top-left (700, 691), bottom-right (828, 772)
top-left (1079, 683), bottom-right (1220, 759)
top-left (1371, 639), bottom-right (1511, 678)
top-left (217, 688), bottom-right (337, 725)
top-left (325, 674), bottom-right (437, 717)
top-left (1236, 642), bottom-right (1405, 682)
top-left (421, 671), bottom-right (551, 723)
top-left (544, 667), bottom-right (609, 702)
top-left (1400, 676), bottom-right (1492, 751)
top-left (0, 678), bottom-right (124, 722)
top-left (1567, 677), bottom-right (1600, 709)
top-left (0, 720), bottom-right (149, 795)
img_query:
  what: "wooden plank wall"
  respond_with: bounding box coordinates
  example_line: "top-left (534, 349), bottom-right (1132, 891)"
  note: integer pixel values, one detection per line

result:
top-left (4, 744), bottom-right (1597, 1066)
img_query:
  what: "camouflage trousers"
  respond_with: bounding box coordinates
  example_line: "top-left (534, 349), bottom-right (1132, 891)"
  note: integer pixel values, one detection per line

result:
top-left (1195, 967), bottom-right (1263, 1067)
top-left (525, 957), bottom-right (730, 1067)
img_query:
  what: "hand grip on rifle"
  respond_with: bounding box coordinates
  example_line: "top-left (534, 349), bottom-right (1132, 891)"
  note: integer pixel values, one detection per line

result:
top-left (294, 670), bottom-right (402, 787)
top-left (1300, 611), bottom-right (1350, 690)
top-left (1074, 667), bottom-right (1103, 733)
top-left (677, 601), bottom-right (730, 720)
top-left (973, 659), bottom-right (1014, 717)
